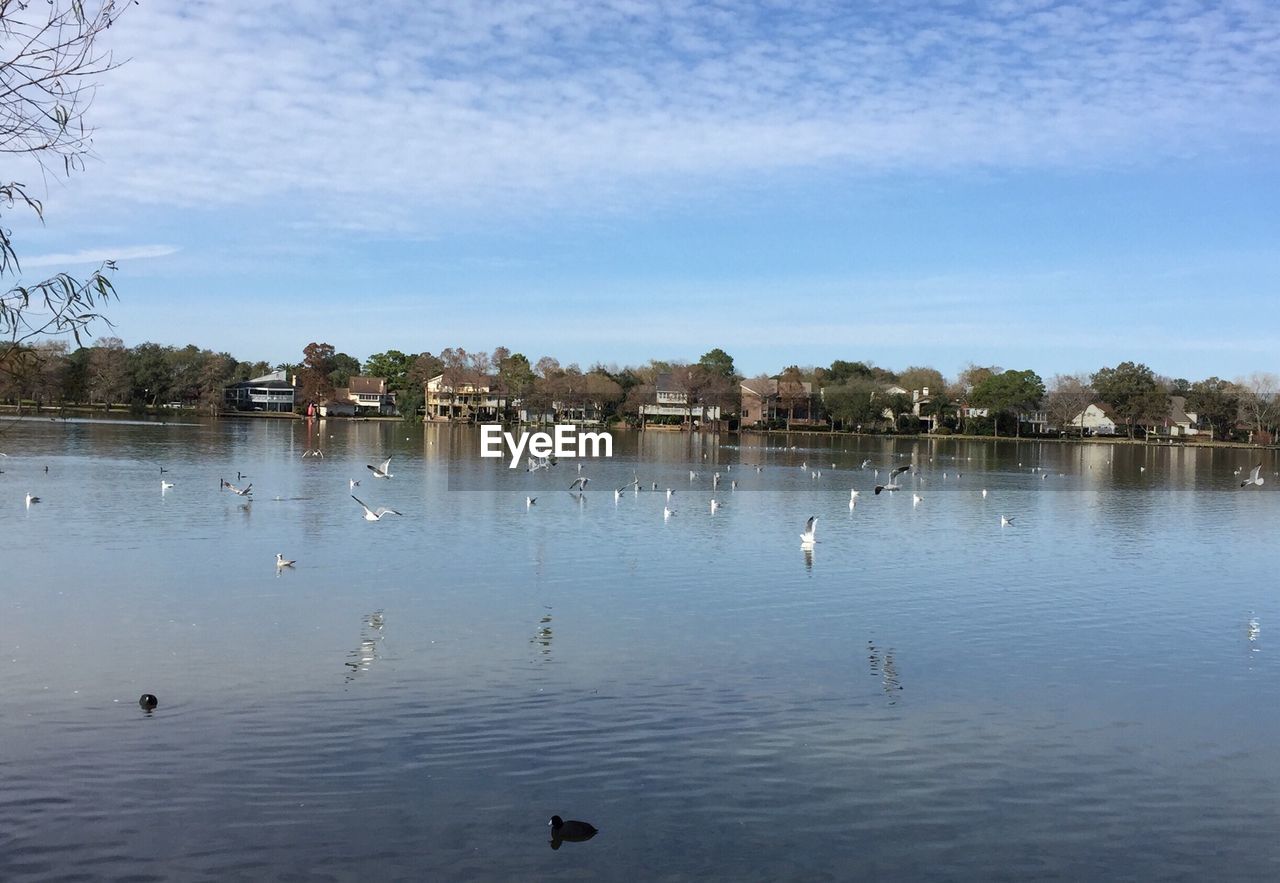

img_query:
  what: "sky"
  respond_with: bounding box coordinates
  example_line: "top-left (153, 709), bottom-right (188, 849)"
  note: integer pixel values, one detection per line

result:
top-left (9, 0), bottom-right (1280, 381)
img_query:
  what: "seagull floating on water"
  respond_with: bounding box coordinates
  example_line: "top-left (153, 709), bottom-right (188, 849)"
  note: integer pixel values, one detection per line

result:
top-left (161, 480), bottom-right (174, 491)
top-left (25, 493), bottom-right (40, 506)
top-left (982, 488), bottom-right (988, 498)
top-left (710, 499), bottom-right (720, 513)
top-left (1240, 464), bottom-right (1265, 489)
top-left (276, 553), bottom-right (296, 568)
top-left (367, 457), bottom-right (393, 479)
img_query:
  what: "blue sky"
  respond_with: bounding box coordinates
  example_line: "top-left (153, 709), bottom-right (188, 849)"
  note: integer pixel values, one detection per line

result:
top-left (11, 0), bottom-right (1280, 381)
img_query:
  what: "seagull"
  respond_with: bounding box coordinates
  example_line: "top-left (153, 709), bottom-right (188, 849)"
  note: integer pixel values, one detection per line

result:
top-left (689, 470), bottom-right (698, 481)
top-left (860, 459), bottom-right (871, 469)
top-left (1001, 515), bottom-right (1014, 527)
top-left (663, 506), bottom-right (674, 519)
top-left (302, 449), bottom-right (324, 458)
top-left (275, 553), bottom-right (296, 568)
top-left (352, 495), bottom-right (402, 521)
top-left (161, 480), bottom-right (174, 491)
top-left (1240, 464), bottom-right (1265, 489)
top-left (874, 465), bottom-right (911, 495)
top-left (224, 480), bottom-right (252, 497)
top-left (159, 466), bottom-right (168, 474)
top-left (666, 488), bottom-right (673, 500)
top-left (800, 515), bottom-right (817, 545)
top-left (569, 476), bottom-right (590, 491)
top-left (731, 480), bottom-right (737, 491)
top-left (526, 496), bottom-right (536, 507)
top-left (710, 499), bottom-right (720, 513)
top-left (25, 493), bottom-right (40, 506)
top-left (982, 488), bottom-right (988, 498)
top-left (614, 487), bottom-right (623, 501)
top-left (350, 478), bottom-right (360, 489)
top-left (367, 457), bottom-right (393, 479)
top-left (850, 489), bottom-right (860, 500)
top-left (912, 493), bottom-right (922, 505)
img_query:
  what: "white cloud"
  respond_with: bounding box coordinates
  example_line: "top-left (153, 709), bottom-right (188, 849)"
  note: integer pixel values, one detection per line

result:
top-left (21, 244), bottom-right (179, 269)
top-left (50, 1), bottom-right (1272, 227)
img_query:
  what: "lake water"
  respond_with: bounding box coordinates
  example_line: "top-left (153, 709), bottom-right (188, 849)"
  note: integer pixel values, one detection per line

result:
top-left (2, 417), bottom-right (1278, 881)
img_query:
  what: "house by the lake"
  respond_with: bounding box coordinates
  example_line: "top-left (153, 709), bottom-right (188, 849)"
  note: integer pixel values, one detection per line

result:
top-left (223, 370), bottom-right (296, 413)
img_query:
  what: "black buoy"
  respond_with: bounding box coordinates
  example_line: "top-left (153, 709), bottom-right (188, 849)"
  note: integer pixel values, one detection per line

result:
top-left (139, 693), bottom-right (158, 710)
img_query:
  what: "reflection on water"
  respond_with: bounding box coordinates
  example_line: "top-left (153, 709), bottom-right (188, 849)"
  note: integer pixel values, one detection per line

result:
top-left (345, 611), bottom-right (386, 682)
top-left (868, 640), bottom-right (903, 704)
top-left (531, 609), bottom-right (553, 662)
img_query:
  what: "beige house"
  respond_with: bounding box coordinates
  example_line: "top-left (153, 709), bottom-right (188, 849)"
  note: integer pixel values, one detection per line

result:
top-left (326, 376), bottom-right (396, 416)
top-left (425, 372), bottom-right (507, 421)
top-left (740, 377), bottom-right (815, 427)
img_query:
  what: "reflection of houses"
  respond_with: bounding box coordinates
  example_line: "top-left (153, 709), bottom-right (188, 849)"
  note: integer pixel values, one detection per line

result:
top-left (640, 373), bottom-right (722, 424)
top-left (740, 377), bottom-right (815, 427)
top-left (1067, 403), bottom-right (1118, 435)
top-left (223, 370), bottom-right (296, 413)
top-left (325, 376), bottom-right (396, 416)
top-left (425, 372), bottom-right (507, 421)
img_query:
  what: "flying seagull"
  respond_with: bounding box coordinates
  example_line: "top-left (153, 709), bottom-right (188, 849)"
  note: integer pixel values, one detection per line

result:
top-left (224, 480), bottom-right (253, 497)
top-left (569, 476), bottom-right (590, 491)
top-left (25, 493), bottom-right (40, 506)
top-left (1241, 464), bottom-right (1265, 488)
top-left (367, 457), bottom-right (393, 479)
top-left (276, 553), bottom-right (296, 568)
top-left (352, 495), bottom-right (402, 521)
top-left (710, 499), bottom-right (720, 513)
top-left (350, 478), bottom-right (360, 489)
top-left (800, 516), bottom-right (817, 545)
top-left (161, 480), bottom-right (174, 491)
top-left (1001, 515), bottom-right (1014, 527)
top-left (874, 465), bottom-right (911, 495)
top-left (526, 496), bottom-right (536, 508)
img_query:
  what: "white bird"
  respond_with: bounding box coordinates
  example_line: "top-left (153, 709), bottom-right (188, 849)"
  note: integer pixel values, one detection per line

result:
top-left (982, 488), bottom-right (988, 498)
top-left (367, 457), bottom-right (393, 479)
top-left (710, 499), bottom-right (720, 513)
top-left (275, 553), bottom-right (296, 568)
top-left (874, 465), bottom-right (911, 495)
top-left (614, 487), bottom-right (623, 501)
top-left (1001, 515), bottom-right (1014, 527)
top-left (689, 470), bottom-right (698, 481)
top-left (569, 476), bottom-right (590, 491)
top-left (860, 459), bottom-right (871, 469)
top-left (350, 479), bottom-right (360, 489)
top-left (730, 480), bottom-right (737, 491)
top-left (1240, 463), bottom-right (1265, 489)
top-left (800, 515), bottom-right (817, 545)
top-left (25, 493), bottom-right (40, 506)
top-left (850, 489), bottom-right (860, 500)
top-left (663, 506), bottom-right (674, 519)
top-left (666, 488), bottom-right (673, 501)
top-left (577, 462), bottom-right (583, 473)
top-left (302, 449), bottom-right (324, 458)
top-left (526, 496), bottom-right (536, 507)
top-left (352, 495), bottom-right (402, 521)
top-left (161, 480), bottom-right (174, 491)
top-left (912, 493), bottom-right (922, 505)
top-left (224, 480), bottom-right (253, 497)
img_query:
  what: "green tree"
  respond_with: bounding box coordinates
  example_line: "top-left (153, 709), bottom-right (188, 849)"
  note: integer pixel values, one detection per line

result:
top-left (697, 348), bottom-right (737, 380)
top-left (1186, 377), bottom-right (1242, 440)
top-left (329, 352), bottom-right (361, 388)
top-left (971, 369), bottom-right (1045, 437)
top-left (1091, 362), bottom-right (1169, 439)
top-left (364, 350), bottom-right (415, 391)
top-left (823, 377), bottom-right (882, 430)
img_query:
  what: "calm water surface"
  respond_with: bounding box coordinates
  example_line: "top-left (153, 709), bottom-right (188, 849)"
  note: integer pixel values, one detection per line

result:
top-left (2, 418), bottom-right (1278, 880)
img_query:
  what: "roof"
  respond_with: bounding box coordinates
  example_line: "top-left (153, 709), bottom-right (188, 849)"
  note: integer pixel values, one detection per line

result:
top-left (348, 376), bottom-right (387, 395)
top-left (1169, 395), bottom-right (1194, 425)
top-left (227, 377), bottom-right (293, 391)
top-left (741, 377), bottom-right (813, 397)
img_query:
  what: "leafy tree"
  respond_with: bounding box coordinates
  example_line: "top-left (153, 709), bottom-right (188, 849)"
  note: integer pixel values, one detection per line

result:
top-left (971, 369), bottom-right (1045, 437)
top-left (897, 366), bottom-right (946, 396)
top-left (497, 352), bottom-right (536, 418)
top-left (88, 336), bottom-right (129, 405)
top-left (697, 348), bottom-right (737, 380)
top-left (822, 377), bottom-right (882, 429)
top-left (1, 2), bottom-right (132, 393)
top-left (364, 350), bottom-right (415, 392)
top-left (128, 342), bottom-right (173, 406)
top-left (297, 342), bottom-right (336, 404)
top-left (1186, 377), bottom-right (1242, 440)
top-left (777, 365), bottom-right (808, 430)
top-left (329, 352), bottom-right (361, 388)
top-left (957, 364), bottom-right (1001, 395)
top-left (1091, 362), bottom-right (1169, 439)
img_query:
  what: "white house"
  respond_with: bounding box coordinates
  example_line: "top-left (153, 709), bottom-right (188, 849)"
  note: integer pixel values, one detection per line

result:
top-left (639, 373), bottom-right (721, 424)
top-left (1069, 403), bottom-right (1118, 435)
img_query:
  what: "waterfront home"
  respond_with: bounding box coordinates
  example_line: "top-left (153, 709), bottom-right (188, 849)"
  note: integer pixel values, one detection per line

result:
top-left (223, 370), bottom-right (296, 413)
top-left (640, 373), bottom-right (722, 425)
top-left (334, 376), bottom-right (397, 415)
top-left (740, 377), bottom-right (815, 427)
top-left (1068, 402), bottom-right (1119, 435)
top-left (425, 372), bottom-right (507, 421)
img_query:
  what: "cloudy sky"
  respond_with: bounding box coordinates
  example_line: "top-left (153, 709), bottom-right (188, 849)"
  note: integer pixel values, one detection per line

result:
top-left (12, 0), bottom-right (1280, 379)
